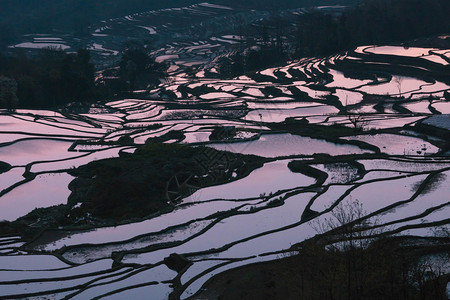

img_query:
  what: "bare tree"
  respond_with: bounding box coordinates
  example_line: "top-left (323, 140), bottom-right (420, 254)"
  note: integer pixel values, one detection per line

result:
top-left (409, 255), bottom-right (448, 300)
top-left (348, 114), bottom-right (367, 131)
top-left (394, 76), bottom-right (404, 97)
top-left (311, 198), bottom-right (382, 251)
top-left (310, 198), bottom-right (384, 299)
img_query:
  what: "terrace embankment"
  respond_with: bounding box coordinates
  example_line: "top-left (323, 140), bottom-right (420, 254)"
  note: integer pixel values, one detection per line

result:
top-left (0, 143), bottom-right (265, 237)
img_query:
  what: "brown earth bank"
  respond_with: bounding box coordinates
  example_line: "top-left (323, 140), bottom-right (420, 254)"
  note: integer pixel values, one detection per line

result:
top-left (191, 237), bottom-right (450, 300)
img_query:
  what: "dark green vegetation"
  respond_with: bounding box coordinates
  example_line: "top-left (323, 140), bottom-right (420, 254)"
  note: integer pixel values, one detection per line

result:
top-left (194, 237), bottom-right (449, 300)
top-left (0, 43), bottom-right (166, 108)
top-left (194, 197), bottom-right (449, 300)
top-left (117, 42), bottom-right (167, 91)
top-left (216, 0), bottom-right (358, 10)
top-left (1, 0), bottom-right (449, 108)
top-left (0, 143), bottom-right (264, 236)
top-left (0, 49), bottom-right (96, 108)
top-left (209, 126), bottom-right (237, 141)
top-left (293, 0), bottom-right (450, 57)
top-left (67, 143), bottom-right (263, 221)
top-left (216, 0), bottom-right (450, 77)
top-left (0, 0), bottom-right (196, 46)
top-left (0, 0), bottom-right (448, 298)
top-left (0, 0), bottom-right (358, 51)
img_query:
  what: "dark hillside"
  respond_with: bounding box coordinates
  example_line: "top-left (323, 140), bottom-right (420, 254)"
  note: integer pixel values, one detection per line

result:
top-left (0, 0), bottom-right (359, 34)
top-left (0, 0), bottom-right (196, 44)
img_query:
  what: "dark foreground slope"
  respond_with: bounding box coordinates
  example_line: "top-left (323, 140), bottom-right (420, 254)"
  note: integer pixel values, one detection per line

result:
top-left (192, 237), bottom-right (450, 300)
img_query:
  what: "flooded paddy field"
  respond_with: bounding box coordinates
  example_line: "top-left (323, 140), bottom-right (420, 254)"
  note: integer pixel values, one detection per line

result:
top-left (1, 8), bottom-right (450, 298)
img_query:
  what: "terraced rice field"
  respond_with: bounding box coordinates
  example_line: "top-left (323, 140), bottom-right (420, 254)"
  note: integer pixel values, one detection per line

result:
top-left (1, 11), bottom-right (450, 299)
